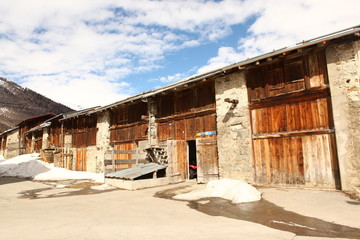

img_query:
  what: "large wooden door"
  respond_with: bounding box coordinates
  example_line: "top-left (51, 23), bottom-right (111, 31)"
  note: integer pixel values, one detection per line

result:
top-left (196, 136), bottom-right (219, 183)
top-left (251, 98), bottom-right (340, 188)
top-left (247, 50), bottom-right (340, 189)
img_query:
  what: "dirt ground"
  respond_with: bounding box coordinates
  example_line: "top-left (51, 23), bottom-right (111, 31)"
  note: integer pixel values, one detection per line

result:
top-left (0, 177), bottom-right (359, 240)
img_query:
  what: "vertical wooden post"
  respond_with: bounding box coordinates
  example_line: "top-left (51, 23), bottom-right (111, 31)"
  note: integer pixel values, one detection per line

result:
top-left (112, 147), bottom-right (115, 173)
top-left (135, 141), bottom-right (139, 166)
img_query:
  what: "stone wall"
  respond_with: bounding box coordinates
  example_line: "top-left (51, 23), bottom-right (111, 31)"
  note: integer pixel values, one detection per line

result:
top-left (64, 134), bottom-right (72, 148)
top-left (5, 129), bottom-right (19, 159)
top-left (93, 111), bottom-right (111, 173)
top-left (326, 39), bottom-right (360, 195)
top-left (41, 127), bottom-right (49, 149)
top-left (148, 98), bottom-right (158, 146)
top-left (215, 71), bottom-right (254, 183)
top-left (85, 146), bottom-right (99, 173)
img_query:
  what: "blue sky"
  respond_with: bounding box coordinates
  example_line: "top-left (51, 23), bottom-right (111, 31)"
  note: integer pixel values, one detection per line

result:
top-left (0, 0), bottom-right (359, 109)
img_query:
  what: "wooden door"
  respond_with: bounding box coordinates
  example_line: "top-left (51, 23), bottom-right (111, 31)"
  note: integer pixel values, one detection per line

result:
top-left (247, 50), bottom-right (340, 189)
top-left (167, 140), bottom-right (187, 179)
top-left (75, 148), bottom-right (87, 171)
top-left (196, 136), bottom-right (219, 183)
top-left (61, 148), bottom-right (73, 170)
top-left (251, 97), bottom-right (340, 188)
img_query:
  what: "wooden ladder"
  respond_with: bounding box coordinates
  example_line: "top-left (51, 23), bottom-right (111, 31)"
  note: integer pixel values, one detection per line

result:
top-left (145, 145), bottom-right (168, 165)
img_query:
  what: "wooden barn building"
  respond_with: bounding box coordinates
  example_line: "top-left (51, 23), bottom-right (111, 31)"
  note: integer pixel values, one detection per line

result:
top-left (1, 26), bottom-right (359, 195)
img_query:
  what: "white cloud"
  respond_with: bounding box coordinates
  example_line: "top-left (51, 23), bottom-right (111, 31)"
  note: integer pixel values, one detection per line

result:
top-left (117, 0), bottom-right (254, 33)
top-left (159, 73), bottom-right (189, 84)
top-left (198, 0), bottom-right (360, 73)
top-left (1, 0), bottom-right (359, 110)
top-left (0, 0), bottom-right (259, 109)
top-left (21, 74), bottom-right (130, 110)
top-left (198, 47), bottom-right (244, 73)
top-left (153, 66), bottom-right (199, 85)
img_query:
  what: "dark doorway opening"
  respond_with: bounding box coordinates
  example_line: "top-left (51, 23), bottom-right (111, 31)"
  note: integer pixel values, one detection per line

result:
top-left (188, 140), bottom-right (197, 179)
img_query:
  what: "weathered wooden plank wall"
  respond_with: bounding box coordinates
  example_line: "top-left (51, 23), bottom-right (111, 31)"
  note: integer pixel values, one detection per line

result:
top-left (24, 135), bottom-right (31, 154)
top-left (156, 81), bottom-right (218, 182)
top-left (114, 142), bottom-right (136, 169)
top-left (110, 123), bottom-right (148, 143)
top-left (104, 142), bottom-right (147, 173)
top-left (33, 131), bottom-right (43, 152)
top-left (158, 113), bottom-right (216, 141)
top-left (1, 135), bottom-right (6, 150)
top-left (109, 101), bottom-right (148, 143)
top-left (17, 114), bottom-right (55, 154)
top-left (247, 49), bottom-right (340, 188)
top-left (49, 122), bottom-right (62, 147)
top-left (64, 115), bottom-right (98, 148)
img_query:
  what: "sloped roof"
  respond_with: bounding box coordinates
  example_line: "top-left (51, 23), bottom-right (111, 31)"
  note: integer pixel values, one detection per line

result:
top-left (0, 126), bottom-right (19, 136)
top-left (61, 106), bottom-right (100, 120)
top-left (105, 163), bottom-right (167, 180)
top-left (17, 113), bottom-right (55, 127)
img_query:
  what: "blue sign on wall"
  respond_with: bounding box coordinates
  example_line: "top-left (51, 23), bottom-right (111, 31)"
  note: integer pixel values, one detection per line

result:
top-left (195, 130), bottom-right (217, 137)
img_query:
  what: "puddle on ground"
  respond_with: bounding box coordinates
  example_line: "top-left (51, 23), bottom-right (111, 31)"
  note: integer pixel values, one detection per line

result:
top-left (18, 180), bottom-right (118, 200)
top-left (154, 185), bottom-right (192, 199)
top-left (155, 187), bottom-right (360, 239)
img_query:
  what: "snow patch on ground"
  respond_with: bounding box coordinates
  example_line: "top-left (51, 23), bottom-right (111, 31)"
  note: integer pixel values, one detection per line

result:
top-left (0, 107), bottom-right (9, 113)
top-left (0, 154), bottom-right (104, 183)
top-left (0, 153), bottom-right (47, 178)
top-left (174, 179), bottom-right (262, 204)
top-left (34, 168), bottom-right (104, 182)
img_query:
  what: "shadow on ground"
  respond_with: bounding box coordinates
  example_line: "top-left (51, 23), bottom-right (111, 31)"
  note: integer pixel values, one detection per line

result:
top-left (155, 186), bottom-right (360, 239)
top-left (0, 177), bottom-right (28, 185)
top-left (17, 180), bottom-right (119, 200)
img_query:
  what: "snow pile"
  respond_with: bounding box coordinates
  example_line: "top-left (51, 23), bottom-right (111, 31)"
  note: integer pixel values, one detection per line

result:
top-left (174, 179), bottom-right (261, 204)
top-left (0, 107), bottom-right (9, 114)
top-left (0, 154), bottom-right (104, 183)
top-left (0, 154), bottom-right (4, 161)
top-left (34, 168), bottom-right (104, 182)
top-left (0, 153), bottom-right (48, 178)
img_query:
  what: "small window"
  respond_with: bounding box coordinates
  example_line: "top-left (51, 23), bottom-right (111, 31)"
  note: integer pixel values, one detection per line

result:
top-left (268, 67), bottom-right (284, 90)
top-left (175, 89), bottom-right (193, 113)
top-left (111, 106), bottom-right (128, 125)
top-left (246, 66), bottom-right (267, 101)
top-left (157, 93), bottom-right (174, 118)
top-left (284, 59), bottom-right (304, 83)
top-left (128, 102), bottom-right (147, 123)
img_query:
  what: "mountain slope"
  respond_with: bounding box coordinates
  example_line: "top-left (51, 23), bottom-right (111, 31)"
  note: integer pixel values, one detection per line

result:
top-left (0, 77), bottom-right (73, 132)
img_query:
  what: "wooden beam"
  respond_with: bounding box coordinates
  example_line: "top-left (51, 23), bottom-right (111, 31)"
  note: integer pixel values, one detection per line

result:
top-left (249, 87), bottom-right (330, 109)
top-left (106, 150), bottom-right (136, 155)
top-left (253, 129), bottom-right (334, 139)
top-left (104, 159), bottom-right (147, 165)
top-left (112, 149), bottom-right (115, 172)
top-left (135, 142), bottom-right (139, 166)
